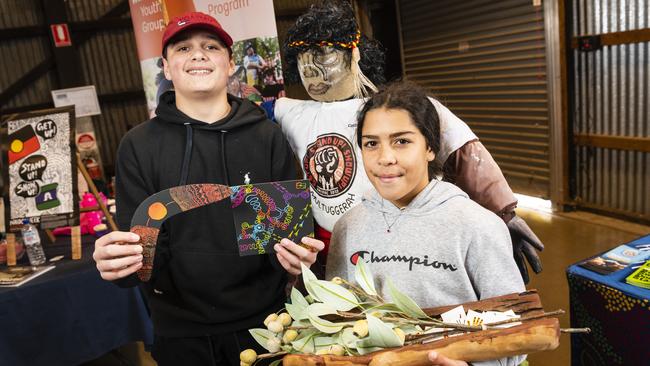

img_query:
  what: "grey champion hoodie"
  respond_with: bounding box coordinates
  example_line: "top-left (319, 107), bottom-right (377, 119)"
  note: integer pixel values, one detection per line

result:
top-left (328, 179), bottom-right (525, 366)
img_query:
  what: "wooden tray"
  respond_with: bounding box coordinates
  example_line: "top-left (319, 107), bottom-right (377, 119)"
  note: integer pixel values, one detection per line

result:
top-left (283, 290), bottom-right (559, 366)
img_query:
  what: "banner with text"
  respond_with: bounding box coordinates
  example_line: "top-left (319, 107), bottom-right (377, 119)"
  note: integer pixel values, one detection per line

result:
top-left (129, 0), bottom-right (284, 114)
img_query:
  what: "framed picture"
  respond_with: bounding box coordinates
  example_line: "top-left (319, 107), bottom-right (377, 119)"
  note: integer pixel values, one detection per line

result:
top-left (2, 106), bottom-right (79, 231)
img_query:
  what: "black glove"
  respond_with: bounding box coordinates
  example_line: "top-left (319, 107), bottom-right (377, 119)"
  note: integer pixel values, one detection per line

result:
top-left (507, 215), bottom-right (544, 284)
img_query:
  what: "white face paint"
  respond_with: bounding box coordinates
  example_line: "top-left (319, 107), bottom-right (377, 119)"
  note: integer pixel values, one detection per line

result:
top-left (297, 46), bottom-right (356, 102)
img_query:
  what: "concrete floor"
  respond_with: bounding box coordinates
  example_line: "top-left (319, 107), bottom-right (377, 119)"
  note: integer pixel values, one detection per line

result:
top-left (85, 208), bottom-right (650, 366)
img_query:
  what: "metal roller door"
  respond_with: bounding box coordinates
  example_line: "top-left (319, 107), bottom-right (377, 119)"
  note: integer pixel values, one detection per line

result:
top-left (398, 0), bottom-right (550, 198)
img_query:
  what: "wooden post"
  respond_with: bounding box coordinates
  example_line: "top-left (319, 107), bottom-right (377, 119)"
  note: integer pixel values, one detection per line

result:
top-left (76, 152), bottom-right (117, 231)
top-left (71, 225), bottom-right (81, 260)
top-left (6, 233), bottom-right (16, 266)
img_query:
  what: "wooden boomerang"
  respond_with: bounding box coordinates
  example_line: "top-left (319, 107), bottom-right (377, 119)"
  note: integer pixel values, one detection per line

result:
top-left (129, 184), bottom-right (232, 281)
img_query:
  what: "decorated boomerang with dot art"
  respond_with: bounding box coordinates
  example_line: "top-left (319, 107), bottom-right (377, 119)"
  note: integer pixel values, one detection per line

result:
top-left (129, 184), bottom-right (232, 281)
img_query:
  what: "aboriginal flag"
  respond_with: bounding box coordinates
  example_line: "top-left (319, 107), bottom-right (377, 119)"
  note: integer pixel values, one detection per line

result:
top-left (8, 125), bottom-right (40, 164)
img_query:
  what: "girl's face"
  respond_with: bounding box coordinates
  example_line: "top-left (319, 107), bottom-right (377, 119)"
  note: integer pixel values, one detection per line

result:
top-left (360, 108), bottom-right (434, 208)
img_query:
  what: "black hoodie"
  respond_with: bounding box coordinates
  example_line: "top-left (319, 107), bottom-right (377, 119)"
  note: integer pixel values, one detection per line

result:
top-left (114, 91), bottom-right (297, 337)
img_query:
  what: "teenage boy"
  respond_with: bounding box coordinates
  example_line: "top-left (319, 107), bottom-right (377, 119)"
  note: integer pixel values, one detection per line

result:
top-left (93, 12), bottom-right (323, 365)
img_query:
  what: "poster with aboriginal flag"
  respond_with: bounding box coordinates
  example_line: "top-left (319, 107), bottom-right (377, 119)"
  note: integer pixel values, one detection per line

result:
top-left (2, 107), bottom-right (79, 231)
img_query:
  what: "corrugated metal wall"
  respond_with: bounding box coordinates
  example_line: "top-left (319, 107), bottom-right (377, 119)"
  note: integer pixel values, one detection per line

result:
top-left (398, 0), bottom-right (550, 198)
top-left (66, 0), bottom-right (148, 174)
top-left (0, 1), bottom-right (57, 110)
top-left (0, 0), bottom-right (148, 176)
top-left (571, 0), bottom-right (650, 221)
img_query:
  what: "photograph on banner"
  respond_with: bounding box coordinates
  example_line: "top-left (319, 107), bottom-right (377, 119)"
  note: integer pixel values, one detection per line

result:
top-left (128, 0), bottom-right (283, 114)
top-left (230, 37), bottom-right (285, 103)
top-left (1, 107), bottom-right (79, 231)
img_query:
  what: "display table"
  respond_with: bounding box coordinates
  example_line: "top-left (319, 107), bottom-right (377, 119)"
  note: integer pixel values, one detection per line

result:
top-left (0, 238), bottom-right (153, 366)
top-left (566, 234), bottom-right (650, 365)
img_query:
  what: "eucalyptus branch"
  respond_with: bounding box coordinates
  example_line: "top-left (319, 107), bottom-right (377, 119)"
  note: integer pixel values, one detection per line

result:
top-left (382, 316), bottom-right (482, 332)
top-left (286, 325), bottom-right (313, 330)
top-left (406, 329), bottom-right (466, 345)
top-left (336, 310), bottom-right (366, 319)
top-left (256, 351), bottom-right (288, 360)
top-left (341, 278), bottom-right (385, 303)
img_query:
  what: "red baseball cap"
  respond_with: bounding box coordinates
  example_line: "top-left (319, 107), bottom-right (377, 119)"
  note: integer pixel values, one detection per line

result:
top-left (162, 12), bottom-right (233, 51)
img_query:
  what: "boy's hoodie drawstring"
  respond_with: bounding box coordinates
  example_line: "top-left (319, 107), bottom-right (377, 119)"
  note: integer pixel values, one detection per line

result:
top-left (179, 123), bottom-right (193, 186)
top-left (178, 124), bottom-right (230, 186)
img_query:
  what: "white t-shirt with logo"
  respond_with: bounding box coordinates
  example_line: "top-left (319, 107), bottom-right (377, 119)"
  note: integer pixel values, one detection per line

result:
top-left (275, 97), bottom-right (476, 232)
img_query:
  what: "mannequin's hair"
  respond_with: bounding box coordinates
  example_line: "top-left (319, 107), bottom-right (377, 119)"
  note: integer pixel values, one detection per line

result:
top-left (283, 0), bottom-right (385, 86)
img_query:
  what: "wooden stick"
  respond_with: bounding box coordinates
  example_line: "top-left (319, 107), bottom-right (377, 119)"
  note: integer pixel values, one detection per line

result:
top-left (485, 310), bottom-right (565, 327)
top-left (71, 225), bottom-right (81, 260)
top-left (561, 328), bottom-right (591, 334)
top-left (6, 233), bottom-right (16, 266)
top-left (76, 152), bottom-right (117, 231)
top-left (44, 229), bottom-right (56, 244)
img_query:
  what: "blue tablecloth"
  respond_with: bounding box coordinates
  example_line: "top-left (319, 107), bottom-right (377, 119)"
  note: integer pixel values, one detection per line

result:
top-left (566, 234), bottom-right (650, 365)
top-left (0, 242), bottom-right (153, 366)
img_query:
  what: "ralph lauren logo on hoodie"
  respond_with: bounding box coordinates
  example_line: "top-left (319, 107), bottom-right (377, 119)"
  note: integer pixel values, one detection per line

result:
top-left (350, 250), bottom-right (458, 272)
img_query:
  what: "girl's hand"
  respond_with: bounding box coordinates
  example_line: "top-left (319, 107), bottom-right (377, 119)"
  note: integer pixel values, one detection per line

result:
top-left (428, 351), bottom-right (469, 366)
top-left (274, 237), bottom-right (324, 275)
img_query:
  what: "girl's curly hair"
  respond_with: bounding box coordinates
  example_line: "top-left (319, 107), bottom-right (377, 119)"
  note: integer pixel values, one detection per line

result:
top-left (283, 0), bottom-right (386, 86)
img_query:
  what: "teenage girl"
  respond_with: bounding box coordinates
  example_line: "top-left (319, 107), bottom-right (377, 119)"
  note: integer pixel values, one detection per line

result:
top-left (328, 81), bottom-right (525, 366)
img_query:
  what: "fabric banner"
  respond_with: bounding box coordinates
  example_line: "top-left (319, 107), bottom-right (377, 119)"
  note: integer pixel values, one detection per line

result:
top-left (128, 0), bottom-right (284, 114)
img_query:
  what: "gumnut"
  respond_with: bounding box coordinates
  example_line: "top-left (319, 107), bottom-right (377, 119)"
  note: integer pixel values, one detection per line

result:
top-left (330, 344), bottom-right (345, 356)
top-left (353, 319), bottom-right (369, 337)
top-left (267, 320), bottom-right (284, 333)
top-left (239, 348), bottom-right (257, 363)
top-left (277, 312), bottom-right (292, 326)
top-left (283, 329), bottom-right (298, 343)
top-left (263, 313), bottom-right (278, 327)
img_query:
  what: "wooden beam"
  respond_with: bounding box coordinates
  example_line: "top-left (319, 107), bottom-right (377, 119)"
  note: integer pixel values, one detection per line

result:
top-left (1, 90), bottom-right (146, 116)
top-left (0, 18), bottom-right (133, 41)
top-left (0, 25), bottom-right (45, 39)
top-left (573, 134), bottom-right (650, 153)
top-left (571, 28), bottom-right (650, 48)
top-left (0, 0), bottom-right (130, 107)
top-left (42, 0), bottom-right (84, 88)
top-left (0, 59), bottom-right (55, 108)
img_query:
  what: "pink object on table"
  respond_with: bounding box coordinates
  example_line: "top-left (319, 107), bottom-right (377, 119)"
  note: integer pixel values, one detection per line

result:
top-left (52, 192), bottom-right (108, 237)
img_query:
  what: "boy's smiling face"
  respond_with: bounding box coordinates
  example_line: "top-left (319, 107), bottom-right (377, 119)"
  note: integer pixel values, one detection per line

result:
top-left (163, 30), bottom-right (234, 98)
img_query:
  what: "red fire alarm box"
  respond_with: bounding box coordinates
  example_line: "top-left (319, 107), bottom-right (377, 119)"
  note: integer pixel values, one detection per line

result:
top-left (50, 23), bottom-right (72, 47)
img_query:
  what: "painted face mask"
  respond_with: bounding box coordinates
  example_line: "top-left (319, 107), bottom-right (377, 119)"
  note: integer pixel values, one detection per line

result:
top-left (298, 46), bottom-right (356, 102)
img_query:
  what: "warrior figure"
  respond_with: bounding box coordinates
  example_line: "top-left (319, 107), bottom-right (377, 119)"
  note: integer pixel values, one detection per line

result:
top-left (274, 0), bottom-right (543, 283)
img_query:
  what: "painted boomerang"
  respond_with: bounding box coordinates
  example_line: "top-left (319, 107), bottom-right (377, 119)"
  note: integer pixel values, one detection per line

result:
top-left (129, 184), bottom-right (232, 281)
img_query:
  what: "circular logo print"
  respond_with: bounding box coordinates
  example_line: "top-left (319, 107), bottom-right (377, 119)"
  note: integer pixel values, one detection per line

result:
top-left (303, 133), bottom-right (356, 198)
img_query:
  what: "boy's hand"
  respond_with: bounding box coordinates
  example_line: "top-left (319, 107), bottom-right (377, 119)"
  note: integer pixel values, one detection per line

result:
top-left (93, 231), bottom-right (143, 281)
top-left (274, 237), bottom-right (324, 275)
top-left (428, 351), bottom-right (469, 366)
